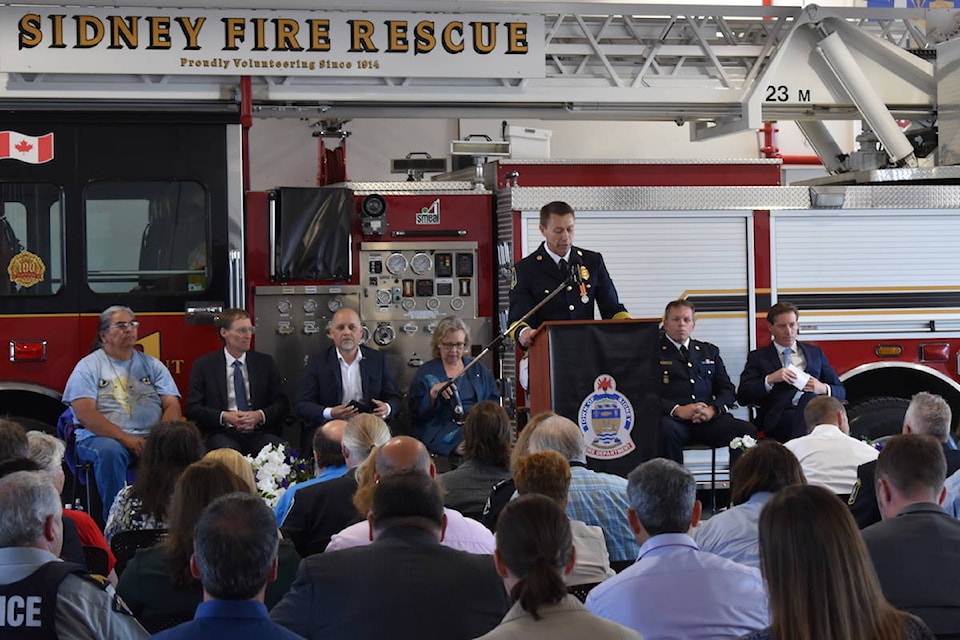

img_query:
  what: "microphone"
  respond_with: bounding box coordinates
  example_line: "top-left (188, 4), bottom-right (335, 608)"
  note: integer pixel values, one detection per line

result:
top-left (451, 386), bottom-right (465, 421)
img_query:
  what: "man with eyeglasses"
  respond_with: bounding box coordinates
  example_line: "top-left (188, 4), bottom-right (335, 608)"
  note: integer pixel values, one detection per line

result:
top-left (186, 308), bottom-right (289, 455)
top-left (63, 305), bottom-right (182, 521)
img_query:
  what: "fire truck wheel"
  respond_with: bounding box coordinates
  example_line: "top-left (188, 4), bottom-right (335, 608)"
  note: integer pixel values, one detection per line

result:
top-left (846, 396), bottom-right (909, 442)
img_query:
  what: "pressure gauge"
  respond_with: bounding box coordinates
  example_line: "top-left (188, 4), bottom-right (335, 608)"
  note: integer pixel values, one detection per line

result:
top-left (450, 297), bottom-right (465, 311)
top-left (426, 297), bottom-right (440, 311)
top-left (386, 253), bottom-right (408, 275)
top-left (374, 324), bottom-right (396, 346)
top-left (277, 300), bottom-right (292, 314)
top-left (327, 298), bottom-right (342, 313)
top-left (401, 298), bottom-right (416, 311)
top-left (375, 289), bottom-right (393, 306)
top-left (302, 299), bottom-right (318, 314)
top-left (410, 252), bottom-right (433, 275)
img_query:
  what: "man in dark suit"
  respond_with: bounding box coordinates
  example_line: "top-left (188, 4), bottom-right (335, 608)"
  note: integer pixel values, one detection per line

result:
top-left (272, 469), bottom-right (509, 640)
top-left (508, 201), bottom-right (630, 349)
top-left (186, 308), bottom-right (289, 454)
top-left (737, 302), bottom-right (845, 441)
top-left (294, 308), bottom-right (400, 443)
top-left (862, 435), bottom-right (960, 637)
top-left (658, 299), bottom-right (756, 462)
top-left (849, 391), bottom-right (960, 528)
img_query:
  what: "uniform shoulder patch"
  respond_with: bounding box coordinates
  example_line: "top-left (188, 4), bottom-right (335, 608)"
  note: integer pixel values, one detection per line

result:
top-left (510, 266), bottom-right (518, 290)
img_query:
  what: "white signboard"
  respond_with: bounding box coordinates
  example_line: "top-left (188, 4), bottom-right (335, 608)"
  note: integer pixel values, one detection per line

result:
top-left (0, 8), bottom-right (544, 78)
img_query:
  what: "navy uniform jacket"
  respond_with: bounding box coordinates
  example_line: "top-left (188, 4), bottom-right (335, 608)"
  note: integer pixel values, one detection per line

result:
top-left (508, 243), bottom-right (628, 339)
top-left (659, 334), bottom-right (737, 416)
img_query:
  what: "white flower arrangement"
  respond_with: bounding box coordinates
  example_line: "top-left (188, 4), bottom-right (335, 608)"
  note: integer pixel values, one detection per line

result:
top-left (729, 434), bottom-right (759, 452)
top-left (245, 443), bottom-right (312, 509)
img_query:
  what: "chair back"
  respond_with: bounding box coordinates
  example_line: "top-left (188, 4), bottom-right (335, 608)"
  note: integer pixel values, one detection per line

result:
top-left (567, 582), bottom-right (601, 603)
top-left (81, 545), bottom-right (110, 577)
top-left (55, 407), bottom-right (81, 475)
top-left (110, 528), bottom-right (167, 575)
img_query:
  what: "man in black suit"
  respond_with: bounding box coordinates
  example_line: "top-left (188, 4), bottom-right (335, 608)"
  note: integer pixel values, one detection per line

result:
top-left (271, 469), bottom-right (509, 640)
top-left (737, 301), bottom-right (845, 441)
top-left (508, 201), bottom-right (629, 349)
top-left (186, 308), bottom-right (289, 454)
top-left (849, 391), bottom-right (960, 528)
top-left (294, 308), bottom-right (401, 444)
top-left (862, 435), bottom-right (960, 637)
top-left (658, 299), bottom-right (756, 463)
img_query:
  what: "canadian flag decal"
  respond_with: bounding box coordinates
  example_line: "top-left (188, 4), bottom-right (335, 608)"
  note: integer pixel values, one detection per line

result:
top-left (0, 131), bottom-right (54, 164)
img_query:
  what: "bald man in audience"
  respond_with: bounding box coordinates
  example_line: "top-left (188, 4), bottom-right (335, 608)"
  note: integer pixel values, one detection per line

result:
top-left (271, 469), bottom-right (509, 640)
top-left (274, 419), bottom-right (348, 525)
top-left (862, 435), bottom-right (960, 637)
top-left (784, 396), bottom-right (878, 496)
top-left (326, 435), bottom-right (494, 554)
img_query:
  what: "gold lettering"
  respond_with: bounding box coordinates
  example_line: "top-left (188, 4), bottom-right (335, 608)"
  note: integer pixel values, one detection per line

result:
top-left (50, 14), bottom-right (65, 48)
top-left (273, 18), bottom-right (302, 51)
top-left (441, 22), bottom-right (464, 54)
top-left (18, 14), bottom-right (42, 49)
top-left (165, 359), bottom-right (184, 374)
top-left (108, 15), bottom-right (138, 50)
top-left (307, 19), bottom-right (330, 51)
top-left (348, 19), bottom-right (378, 52)
top-left (75, 15), bottom-right (104, 48)
top-left (175, 16), bottom-right (205, 51)
top-left (470, 21), bottom-right (497, 54)
top-left (506, 22), bottom-right (528, 53)
top-left (222, 17), bottom-right (245, 50)
top-left (147, 16), bottom-right (171, 49)
top-left (252, 17), bottom-right (267, 51)
top-left (385, 20), bottom-right (408, 52)
top-left (413, 21), bottom-right (435, 54)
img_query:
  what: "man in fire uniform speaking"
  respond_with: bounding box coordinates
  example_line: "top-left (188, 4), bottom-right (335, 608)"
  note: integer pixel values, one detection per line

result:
top-left (508, 201), bottom-right (630, 350)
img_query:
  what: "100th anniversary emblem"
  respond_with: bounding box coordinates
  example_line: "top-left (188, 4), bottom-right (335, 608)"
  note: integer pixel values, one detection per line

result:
top-left (578, 375), bottom-right (635, 459)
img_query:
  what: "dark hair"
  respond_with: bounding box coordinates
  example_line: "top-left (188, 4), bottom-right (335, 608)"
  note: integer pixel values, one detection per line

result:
top-left (132, 421), bottom-right (205, 522)
top-left (730, 441), bottom-right (806, 506)
top-left (496, 494), bottom-right (572, 621)
top-left (627, 458), bottom-right (695, 536)
top-left (876, 434), bottom-right (946, 498)
top-left (538, 201), bottom-right (575, 227)
top-left (766, 301), bottom-right (798, 325)
top-left (803, 396), bottom-right (845, 430)
top-left (513, 450), bottom-right (571, 505)
top-left (217, 308), bottom-right (250, 341)
top-left (663, 299), bottom-right (696, 319)
top-left (370, 469), bottom-right (443, 535)
top-left (463, 401), bottom-right (512, 468)
top-left (193, 492), bottom-right (278, 600)
top-left (0, 457), bottom-right (40, 478)
top-left (0, 419), bottom-right (28, 463)
top-left (313, 423), bottom-right (346, 469)
top-left (163, 460), bottom-right (252, 588)
top-left (759, 485), bottom-right (911, 640)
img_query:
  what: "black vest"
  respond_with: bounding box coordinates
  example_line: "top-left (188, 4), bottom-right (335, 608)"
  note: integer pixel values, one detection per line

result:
top-left (0, 561), bottom-right (86, 640)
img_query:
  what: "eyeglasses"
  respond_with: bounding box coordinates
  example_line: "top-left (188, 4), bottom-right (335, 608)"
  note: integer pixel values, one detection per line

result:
top-left (441, 341), bottom-right (466, 349)
top-left (231, 326), bottom-right (256, 335)
top-left (110, 321), bottom-right (140, 330)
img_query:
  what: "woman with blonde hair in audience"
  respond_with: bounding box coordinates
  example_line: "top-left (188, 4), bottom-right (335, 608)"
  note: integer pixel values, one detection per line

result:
top-left (695, 441), bottom-right (805, 568)
top-left (477, 494), bottom-right (640, 640)
top-left (203, 447), bottom-right (257, 492)
top-left (104, 420), bottom-right (204, 542)
top-left (117, 459), bottom-right (300, 632)
top-left (738, 484), bottom-right (935, 640)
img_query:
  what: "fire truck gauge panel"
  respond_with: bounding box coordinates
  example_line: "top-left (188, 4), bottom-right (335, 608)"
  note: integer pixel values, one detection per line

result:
top-left (411, 252), bottom-right (433, 275)
top-left (401, 298), bottom-right (416, 311)
top-left (426, 298), bottom-right (440, 311)
top-left (386, 253), bottom-right (408, 275)
top-left (277, 300), bottom-right (292, 314)
top-left (303, 321), bottom-right (320, 335)
top-left (416, 280), bottom-right (434, 297)
top-left (436, 280), bottom-right (453, 297)
top-left (450, 297), bottom-right (465, 311)
top-left (302, 299), bottom-right (318, 314)
top-left (456, 253), bottom-right (474, 277)
top-left (435, 253), bottom-right (454, 277)
top-left (376, 289), bottom-right (392, 306)
top-left (327, 299), bottom-right (342, 312)
top-left (375, 324), bottom-right (396, 346)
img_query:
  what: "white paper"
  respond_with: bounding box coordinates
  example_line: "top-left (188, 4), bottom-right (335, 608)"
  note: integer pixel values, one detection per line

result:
top-left (787, 364), bottom-right (809, 391)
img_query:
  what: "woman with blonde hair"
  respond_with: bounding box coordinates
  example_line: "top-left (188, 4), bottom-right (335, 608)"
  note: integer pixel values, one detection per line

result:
top-left (203, 447), bottom-right (257, 492)
top-left (738, 484), bottom-right (934, 640)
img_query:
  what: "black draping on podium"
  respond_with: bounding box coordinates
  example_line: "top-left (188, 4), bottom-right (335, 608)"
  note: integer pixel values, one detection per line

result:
top-left (547, 321), bottom-right (661, 477)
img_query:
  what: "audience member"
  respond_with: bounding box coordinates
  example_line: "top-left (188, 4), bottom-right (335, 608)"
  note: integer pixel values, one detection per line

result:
top-left (784, 395), bottom-right (877, 495)
top-left (738, 484), bottom-right (934, 640)
top-left (513, 450), bottom-right (614, 585)
top-left (203, 447), bottom-right (257, 492)
top-left (0, 470), bottom-right (148, 637)
top-left (586, 459), bottom-right (768, 638)
top-left (280, 413), bottom-right (390, 555)
top-left (326, 436), bottom-right (494, 554)
top-left (737, 302), bottom-right (845, 441)
top-left (695, 441), bottom-right (805, 568)
top-left (104, 420), bottom-right (205, 542)
top-left (271, 469), bottom-right (509, 640)
top-left (117, 460), bottom-right (300, 628)
top-left (528, 415), bottom-right (638, 562)
top-left (861, 435), bottom-right (960, 637)
top-left (439, 401), bottom-right (513, 518)
top-left (850, 391), bottom-right (960, 527)
top-left (658, 299), bottom-right (756, 462)
top-left (151, 493), bottom-right (303, 639)
top-left (64, 305), bottom-right (182, 520)
top-left (27, 431), bottom-right (118, 581)
top-left (273, 419), bottom-right (348, 525)
top-left (185, 308), bottom-right (290, 455)
top-left (477, 495), bottom-right (640, 640)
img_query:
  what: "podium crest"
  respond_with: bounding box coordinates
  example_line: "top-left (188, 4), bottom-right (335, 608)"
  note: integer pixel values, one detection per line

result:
top-left (578, 374), bottom-right (635, 459)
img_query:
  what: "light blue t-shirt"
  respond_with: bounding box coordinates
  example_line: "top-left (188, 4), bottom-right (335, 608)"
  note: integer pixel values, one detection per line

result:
top-left (63, 349), bottom-right (180, 439)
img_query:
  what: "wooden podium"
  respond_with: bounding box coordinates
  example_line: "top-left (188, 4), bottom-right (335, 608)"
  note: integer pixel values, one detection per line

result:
top-left (527, 319), bottom-right (661, 476)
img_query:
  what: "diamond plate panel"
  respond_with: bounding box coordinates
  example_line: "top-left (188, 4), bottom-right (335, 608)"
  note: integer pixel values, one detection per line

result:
top-left (340, 181), bottom-right (488, 194)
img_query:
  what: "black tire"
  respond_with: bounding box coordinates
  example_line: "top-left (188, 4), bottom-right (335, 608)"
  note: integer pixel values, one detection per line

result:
top-left (847, 396), bottom-right (909, 442)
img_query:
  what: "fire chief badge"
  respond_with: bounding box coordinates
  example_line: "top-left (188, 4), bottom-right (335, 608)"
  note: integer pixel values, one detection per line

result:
top-left (578, 375), bottom-right (635, 459)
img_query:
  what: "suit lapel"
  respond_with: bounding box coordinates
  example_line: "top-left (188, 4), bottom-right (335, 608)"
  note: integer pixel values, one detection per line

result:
top-left (215, 350), bottom-right (229, 408)
top-left (329, 347), bottom-right (345, 403)
top-left (536, 244), bottom-right (565, 283)
top-left (245, 352), bottom-right (257, 405)
top-left (358, 348), bottom-right (369, 397)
